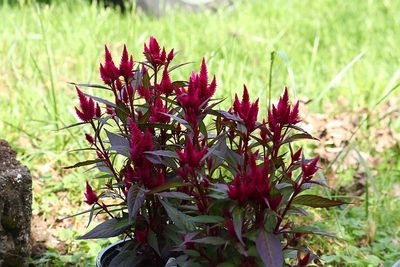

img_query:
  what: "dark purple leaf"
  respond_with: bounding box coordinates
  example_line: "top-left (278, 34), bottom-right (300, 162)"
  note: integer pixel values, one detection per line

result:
top-left (283, 226), bottom-right (336, 238)
top-left (95, 161), bottom-right (112, 174)
top-left (144, 150), bottom-right (179, 159)
top-left (127, 186), bottom-right (147, 222)
top-left (77, 217), bottom-right (131, 239)
top-left (107, 145), bottom-right (131, 158)
top-left (57, 121), bottom-right (87, 130)
top-left (145, 153), bottom-right (163, 164)
top-left (106, 130), bottom-right (130, 157)
top-left (232, 207), bottom-right (245, 246)
top-left (168, 61), bottom-right (193, 72)
top-left (130, 66), bottom-right (142, 91)
top-left (109, 250), bottom-right (144, 267)
top-left (160, 112), bottom-right (189, 126)
top-left (68, 82), bottom-right (111, 91)
top-left (83, 93), bottom-right (116, 107)
top-left (280, 133), bottom-right (318, 145)
top-left (63, 159), bottom-right (103, 169)
top-left (288, 207), bottom-right (313, 220)
top-left (217, 110), bottom-right (243, 122)
top-left (106, 130), bottom-right (129, 147)
top-left (255, 230), bottom-right (283, 267)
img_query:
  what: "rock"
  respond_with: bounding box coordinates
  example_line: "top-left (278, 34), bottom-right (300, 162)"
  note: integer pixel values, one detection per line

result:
top-left (0, 140), bottom-right (32, 267)
top-left (136, 0), bottom-right (232, 17)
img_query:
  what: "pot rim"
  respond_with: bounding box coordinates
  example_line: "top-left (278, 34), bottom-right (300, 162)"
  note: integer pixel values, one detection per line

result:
top-left (96, 238), bottom-right (132, 267)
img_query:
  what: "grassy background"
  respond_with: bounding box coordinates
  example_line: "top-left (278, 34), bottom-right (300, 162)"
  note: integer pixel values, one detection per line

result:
top-left (0, 0), bottom-right (399, 266)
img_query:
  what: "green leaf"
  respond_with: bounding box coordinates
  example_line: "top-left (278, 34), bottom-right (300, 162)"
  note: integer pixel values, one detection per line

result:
top-left (147, 181), bottom-right (186, 195)
top-left (255, 230), bottom-right (283, 267)
top-left (287, 226), bottom-right (336, 238)
top-left (191, 236), bottom-right (227, 245)
top-left (160, 199), bottom-right (194, 231)
top-left (217, 263), bottom-right (236, 267)
top-left (199, 120), bottom-right (207, 136)
top-left (183, 249), bottom-right (200, 257)
top-left (147, 229), bottom-right (161, 256)
top-left (63, 159), bottom-right (102, 169)
top-left (142, 70), bottom-right (151, 90)
top-left (127, 186), bottom-right (147, 222)
top-left (293, 194), bottom-right (347, 208)
top-left (169, 61), bottom-right (193, 72)
top-left (115, 101), bottom-right (130, 123)
top-left (189, 215), bottom-right (225, 224)
top-left (77, 217), bottom-right (131, 239)
top-left (95, 173), bottom-right (115, 179)
top-left (157, 191), bottom-right (191, 200)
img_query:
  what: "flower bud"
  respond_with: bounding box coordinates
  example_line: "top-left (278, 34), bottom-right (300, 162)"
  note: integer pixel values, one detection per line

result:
top-left (84, 181), bottom-right (98, 205)
top-left (85, 133), bottom-right (94, 145)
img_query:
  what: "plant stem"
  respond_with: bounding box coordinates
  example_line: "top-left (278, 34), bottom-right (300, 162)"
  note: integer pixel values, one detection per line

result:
top-left (274, 184), bottom-right (299, 233)
top-left (90, 120), bottom-right (120, 182)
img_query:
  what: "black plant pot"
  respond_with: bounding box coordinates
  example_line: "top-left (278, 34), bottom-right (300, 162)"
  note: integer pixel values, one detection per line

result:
top-left (96, 239), bottom-right (176, 267)
top-left (96, 239), bottom-right (127, 267)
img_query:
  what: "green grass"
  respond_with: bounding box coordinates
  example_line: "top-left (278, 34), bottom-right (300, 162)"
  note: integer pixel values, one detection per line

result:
top-left (0, 0), bottom-right (399, 266)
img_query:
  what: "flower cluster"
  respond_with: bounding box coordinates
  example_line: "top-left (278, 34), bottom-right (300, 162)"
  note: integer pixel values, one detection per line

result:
top-left (233, 85), bottom-right (259, 132)
top-left (67, 36), bottom-right (345, 267)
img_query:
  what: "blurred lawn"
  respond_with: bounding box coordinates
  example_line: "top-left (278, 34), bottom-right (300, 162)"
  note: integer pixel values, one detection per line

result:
top-left (0, 0), bottom-right (399, 266)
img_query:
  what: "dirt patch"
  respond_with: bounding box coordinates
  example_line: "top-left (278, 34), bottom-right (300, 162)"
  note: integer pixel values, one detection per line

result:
top-left (303, 97), bottom-right (400, 194)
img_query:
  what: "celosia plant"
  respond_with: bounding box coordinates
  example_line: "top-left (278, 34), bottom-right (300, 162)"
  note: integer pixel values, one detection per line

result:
top-left (66, 36), bottom-right (346, 267)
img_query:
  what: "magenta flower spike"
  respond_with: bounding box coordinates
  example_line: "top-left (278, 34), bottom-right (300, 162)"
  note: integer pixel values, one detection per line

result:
top-left (119, 44), bottom-right (134, 80)
top-left (233, 85), bottom-right (259, 132)
top-left (84, 181), bottom-right (98, 205)
top-left (75, 86), bottom-right (96, 122)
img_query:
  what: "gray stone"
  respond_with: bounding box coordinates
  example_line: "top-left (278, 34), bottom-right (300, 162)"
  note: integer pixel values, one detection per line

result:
top-left (0, 140), bottom-right (32, 267)
top-left (136, 0), bottom-right (232, 17)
